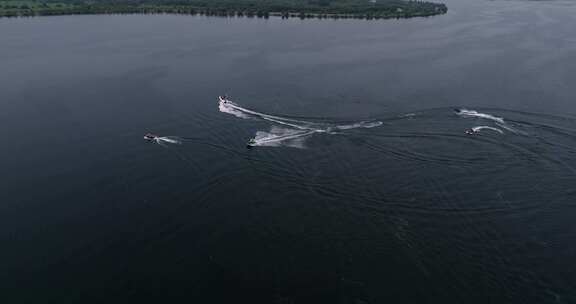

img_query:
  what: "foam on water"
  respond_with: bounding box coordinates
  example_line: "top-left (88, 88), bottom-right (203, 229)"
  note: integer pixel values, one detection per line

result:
top-left (456, 109), bottom-right (505, 124)
top-left (496, 122), bottom-right (527, 135)
top-left (219, 101), bottom-right (251, 119)
top-left (456, 109), bottom-right (527, 135)
top-left (158, 137), bottom-right (182, 144)
top-left (252, 127), bottom-right (316, 148)
top-left (336, 121), bottom-right (383, 130)
top-left (219, 97), bottom-right (383, 148)
top-left (151, 136), bottom-right (183, 146)
top-left (472, 126), bottom-right (504, 134)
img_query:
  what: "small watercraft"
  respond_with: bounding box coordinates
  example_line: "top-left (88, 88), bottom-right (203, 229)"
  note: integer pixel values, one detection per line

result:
top-left (246, 138), bottom-right (256, 148)
top-left (219, 95), bottom-right (228, 103)
top-left (144, 133), bottom-right (159, 140)
top-left (465, 129), bottom-right (476, 135)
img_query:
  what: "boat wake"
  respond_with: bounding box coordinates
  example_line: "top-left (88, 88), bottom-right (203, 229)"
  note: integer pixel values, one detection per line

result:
top-left (219, 96), bottom-right (382, 148)
top-left (471, 126), bottom-right (504, 134)
top-left (455, 109), bottom-right (505, 124)
top-left (456, 108), bottom-right (525, 135)
top-left (252, 127), bottom-right (316, 148)
top-left (153, 136), bottom-right (182, 146)
top-left (336, 121), bottom-right (383, 130)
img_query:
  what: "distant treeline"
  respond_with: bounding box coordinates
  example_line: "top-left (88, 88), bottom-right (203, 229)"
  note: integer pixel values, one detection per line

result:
top-left (0, 0), bottom-right (448, 19)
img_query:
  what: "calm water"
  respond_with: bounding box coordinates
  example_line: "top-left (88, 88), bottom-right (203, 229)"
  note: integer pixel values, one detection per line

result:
top-left (2, 0), bottom-right (576, 302)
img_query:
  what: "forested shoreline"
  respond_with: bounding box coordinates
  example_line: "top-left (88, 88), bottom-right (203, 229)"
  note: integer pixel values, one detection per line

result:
top-left (0, 0), bottom-right (447, 20)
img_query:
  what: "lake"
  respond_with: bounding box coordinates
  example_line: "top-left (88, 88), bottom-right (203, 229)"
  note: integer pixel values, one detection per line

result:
top-left (2, 0), bottom-right (576, 302)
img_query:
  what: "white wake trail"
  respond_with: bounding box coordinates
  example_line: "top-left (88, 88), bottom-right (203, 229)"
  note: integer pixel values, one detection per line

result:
top-left (252, 127), bottom-right (316, 148)
top-left (220, 100), bottom-right (317, 128)
top-left (219, 96), bottom-right (383, 148)
top-left (456, 108), bottom-right (526, 135)
top-left (472, 126), bottom-right (504, 134)
top-left (456, 109), bottom-right (505, 124)
top-left (496, 122), bottom-right (527, 135)
top-left (336, 121), bottom-right (383, 130)
top-left (219, 101), bottom-right (251, 119)
top-left (219, 98), bottom-right (382, 132)
top-left (155, 136), bottom-right (182, 145)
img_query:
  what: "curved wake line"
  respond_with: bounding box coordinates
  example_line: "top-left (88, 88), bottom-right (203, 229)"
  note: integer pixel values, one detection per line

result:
top-left (219, 98), bottom-right (382, 132)
top-left (456, 109), bottom-right (505, 124)
top-left (220, 100), bottom-right (319, 126)
top-left (496, 122), bottom-right (527, 135)
top-left (219, 97), bottom-right (383, 148)
top-left (472, 126), bottom-right (504, 134)
top-left (456, 108), bottom-right (527, 135)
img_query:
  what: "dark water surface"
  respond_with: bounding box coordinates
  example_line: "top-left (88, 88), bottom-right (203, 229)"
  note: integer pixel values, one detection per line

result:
top-left (2, 0), bottom-right (576, 303)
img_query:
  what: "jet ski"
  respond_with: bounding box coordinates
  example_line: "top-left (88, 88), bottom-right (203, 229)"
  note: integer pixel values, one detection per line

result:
top-left (246, 138), bottom-right (256, 148)
top-left (219, 95), bottom-right (228, 104)
top-left (144, 133), bottom-right (159, 140)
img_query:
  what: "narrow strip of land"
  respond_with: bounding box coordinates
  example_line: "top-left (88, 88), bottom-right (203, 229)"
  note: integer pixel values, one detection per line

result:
top-left (0, 0), bottom-right (447, 20)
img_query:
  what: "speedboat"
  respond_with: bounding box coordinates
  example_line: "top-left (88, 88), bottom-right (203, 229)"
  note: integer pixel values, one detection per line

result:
top-left (144, 133), bottom-right (159, 140)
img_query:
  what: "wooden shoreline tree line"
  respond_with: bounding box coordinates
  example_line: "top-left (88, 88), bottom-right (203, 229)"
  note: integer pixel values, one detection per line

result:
top-left (0, 1), bottom-right (447, 19)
